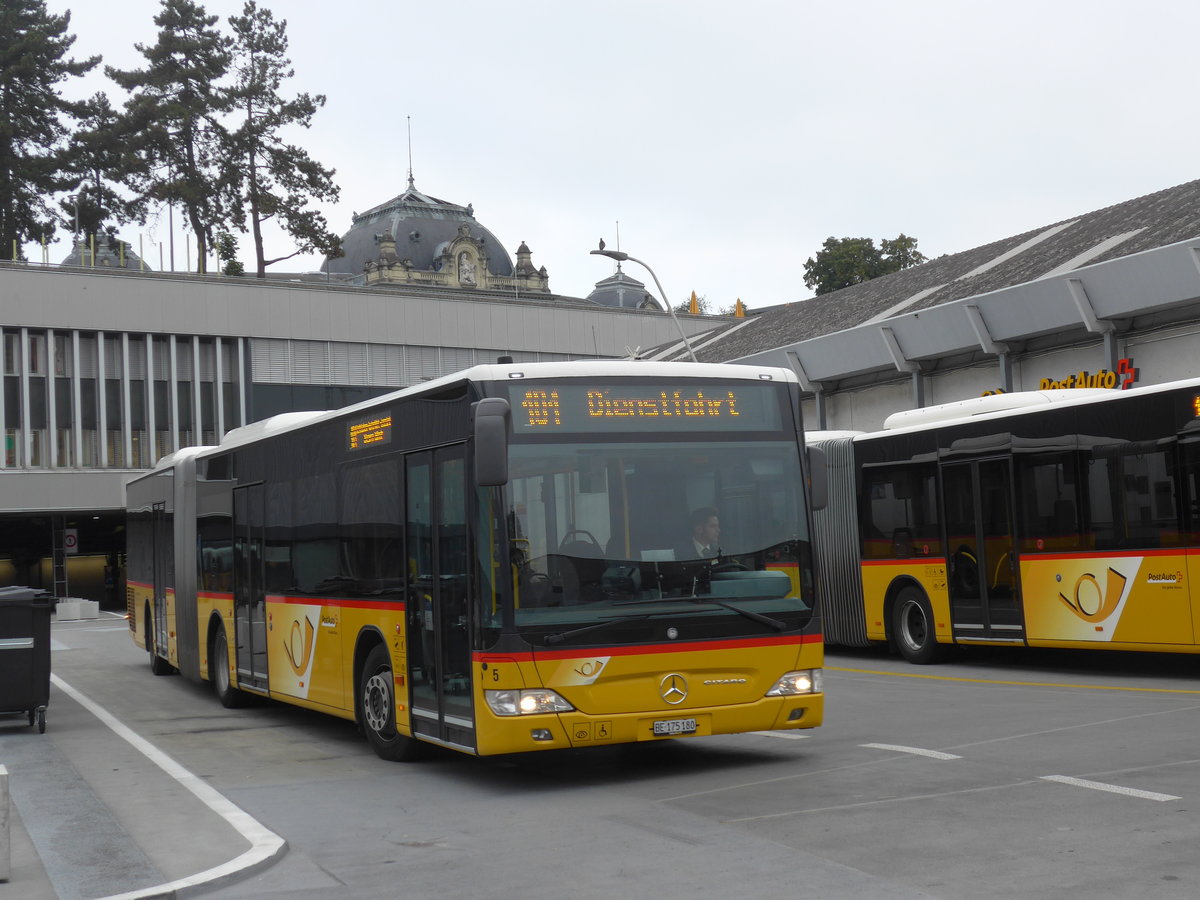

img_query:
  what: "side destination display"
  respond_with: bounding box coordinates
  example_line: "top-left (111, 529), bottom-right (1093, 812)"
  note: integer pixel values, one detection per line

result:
top-left (348, 413), bottom-right (392, 450)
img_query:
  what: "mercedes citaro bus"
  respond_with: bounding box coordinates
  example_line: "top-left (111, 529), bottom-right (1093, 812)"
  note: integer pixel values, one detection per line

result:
top-left (127, 361), bottom-right (826, 760)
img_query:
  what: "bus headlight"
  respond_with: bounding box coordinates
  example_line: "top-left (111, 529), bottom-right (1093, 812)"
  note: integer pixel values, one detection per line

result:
top-left (765, 669), bottom-right (823, 696)
top-left (485, 689), bottom-right (575, 716)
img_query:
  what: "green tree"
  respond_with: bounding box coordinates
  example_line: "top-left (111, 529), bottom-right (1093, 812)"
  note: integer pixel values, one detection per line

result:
top-left (803, 234), bottom-right (928, 295)
top-left (0, 1), bottom-right (98, 260)
top-left (880, 233), bottom-right (927, 271)
top-left (215, 230), bottom-right (243, 275)
top-left (107, 0), bottom-right (233, 273)
top-left (225, 1), bottom-right (340, 277)
top-left (58, 92), bottom-right (139, 248)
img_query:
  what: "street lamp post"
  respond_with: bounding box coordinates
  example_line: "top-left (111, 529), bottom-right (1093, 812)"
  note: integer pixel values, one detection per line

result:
top-left (590, 246), bottom-right (698, 362)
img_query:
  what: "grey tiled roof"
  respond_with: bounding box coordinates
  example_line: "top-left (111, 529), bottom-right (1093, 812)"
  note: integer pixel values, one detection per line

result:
top-left (689, 178), bottom-right (1200, 363)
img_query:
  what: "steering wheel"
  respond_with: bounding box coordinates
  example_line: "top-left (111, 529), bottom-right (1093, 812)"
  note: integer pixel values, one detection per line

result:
top-left (711, 559), bottom-right (749, 574)
top-left (559, 529), bottom-right (602, 550)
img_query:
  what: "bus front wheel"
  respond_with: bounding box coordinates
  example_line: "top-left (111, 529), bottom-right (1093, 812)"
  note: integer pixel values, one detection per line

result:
top-left (211, 621), bottom-right (246, 708)
top-left (892, 587), bottom-right (944, 665)
top-left (360, 644), bottom-right (423, 762)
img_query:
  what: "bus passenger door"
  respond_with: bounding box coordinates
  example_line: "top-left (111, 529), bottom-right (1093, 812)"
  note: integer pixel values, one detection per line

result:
top-left (942, 459), bottom-right (1022, 643)
top-left (151, 501), bottom-right (170, 660)
top-left (233, 484), bottom-right (269, 692)
top-left (406, 448), bottom-right (474, 751)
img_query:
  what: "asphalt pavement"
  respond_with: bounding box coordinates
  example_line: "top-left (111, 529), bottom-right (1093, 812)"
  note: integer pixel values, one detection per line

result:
top-left (1, 611), bottom-right (278, 900)
top-left (6, 608), bottom-right (1200, 900)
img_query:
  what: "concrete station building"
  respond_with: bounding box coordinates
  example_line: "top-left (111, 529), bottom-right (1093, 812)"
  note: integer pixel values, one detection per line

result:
top-left (0, 179), bottom-right (716, 605)
top-left (5, 174), bottom-right (1200, 605)
top-left (651, 178), bottom-right (1200, 432)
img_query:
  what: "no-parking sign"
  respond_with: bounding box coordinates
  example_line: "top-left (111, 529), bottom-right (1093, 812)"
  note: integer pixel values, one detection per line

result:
top-left (64, 528), bottom-right (78, 555)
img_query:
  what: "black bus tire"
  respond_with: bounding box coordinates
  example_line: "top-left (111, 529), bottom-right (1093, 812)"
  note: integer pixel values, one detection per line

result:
top-left (211, 620), bottom-right (246, 708)
top-left (147, 606), bottom-right (174, 676)
top-left (892, 586), bottom-right (944, 665)
top-left (360, 644), bottom-right (423, 761)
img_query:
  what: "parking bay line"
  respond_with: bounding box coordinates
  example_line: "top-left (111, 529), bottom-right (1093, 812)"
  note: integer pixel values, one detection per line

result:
top-left (861, 742), bottom-right (962, 760)
top-left (751, 730), bottom-right (811, 740)
top-left (49, 673), bottom-right (287, 900)
top-left (829, 666), bottom-right (1200, 695)
top-left (1040, 774), bottom-right (1181, 802)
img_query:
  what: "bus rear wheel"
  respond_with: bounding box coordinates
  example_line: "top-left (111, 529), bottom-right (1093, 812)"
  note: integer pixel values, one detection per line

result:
top-left (360, 644), bottom-right (423, 761)
top-left (211, 621), bottom-right (245, 708)
top-left (892, 586), bottom-right (944, 664)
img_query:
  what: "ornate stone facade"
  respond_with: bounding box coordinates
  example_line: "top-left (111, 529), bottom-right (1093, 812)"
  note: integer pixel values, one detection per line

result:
top-left (363, 223), bottom-right (549, 292)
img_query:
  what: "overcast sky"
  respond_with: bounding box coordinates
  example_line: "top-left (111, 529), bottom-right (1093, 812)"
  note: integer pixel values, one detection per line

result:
top-left (41, 0), bottom-right (1200, 309)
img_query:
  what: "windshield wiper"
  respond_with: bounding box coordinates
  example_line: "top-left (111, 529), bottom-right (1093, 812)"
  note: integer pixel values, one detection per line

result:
top-left (684, 596), bottom-right (789, 631)
top-left (544, 614), bottom-right (651, 645)
top-left (616, 594), bottom-right (788, 631)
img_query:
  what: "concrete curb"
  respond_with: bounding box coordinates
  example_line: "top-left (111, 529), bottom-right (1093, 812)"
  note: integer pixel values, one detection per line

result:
top-left (51, 674), bottom-right (287, 900)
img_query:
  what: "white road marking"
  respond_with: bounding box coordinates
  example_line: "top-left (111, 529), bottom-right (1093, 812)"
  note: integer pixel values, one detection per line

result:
top-left (750, 730), bottom-right (810, 740)
top-left (49, 673), bottom-right (286, 899)
top-left (1040, 775), bottom-right (1180, 802)
top-left (861, 742), bottom-right (962, 760)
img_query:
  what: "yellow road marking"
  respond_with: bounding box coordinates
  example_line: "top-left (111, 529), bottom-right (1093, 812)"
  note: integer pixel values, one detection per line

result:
top-left (828, 666), bottom-right (1200, 695)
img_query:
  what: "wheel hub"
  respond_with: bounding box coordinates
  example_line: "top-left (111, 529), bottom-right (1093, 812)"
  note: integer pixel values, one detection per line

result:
top-left (364, 671), bottom-right (392, 732)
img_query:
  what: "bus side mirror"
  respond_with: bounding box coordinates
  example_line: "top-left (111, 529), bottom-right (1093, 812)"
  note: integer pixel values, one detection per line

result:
top-left (473, 398), bottom-right (511, 486)
top-left (807, 445), bottom-right (828, 511)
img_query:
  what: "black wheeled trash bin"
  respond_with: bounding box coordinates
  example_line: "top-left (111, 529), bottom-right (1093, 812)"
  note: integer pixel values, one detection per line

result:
top-left (0, 587), bottom-right (52, 733)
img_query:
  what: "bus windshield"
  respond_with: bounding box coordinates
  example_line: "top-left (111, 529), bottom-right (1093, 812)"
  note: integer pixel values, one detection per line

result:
top-left (503, 438), bottom-right (814, 645)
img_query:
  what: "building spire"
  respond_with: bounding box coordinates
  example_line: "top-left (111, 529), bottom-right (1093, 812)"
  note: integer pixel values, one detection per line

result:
top-left (406, 116), bottom-right (415, 190)
top-left (614, 220), bottom-right (622, 272)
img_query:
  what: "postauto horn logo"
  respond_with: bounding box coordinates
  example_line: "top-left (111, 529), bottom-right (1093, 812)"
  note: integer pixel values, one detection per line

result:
top-left (1057, 567), bottom-right (1128, 622)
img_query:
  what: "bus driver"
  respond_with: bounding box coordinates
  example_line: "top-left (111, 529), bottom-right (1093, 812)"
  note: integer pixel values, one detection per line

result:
top-left (684, 507), bottom-right (721, 561)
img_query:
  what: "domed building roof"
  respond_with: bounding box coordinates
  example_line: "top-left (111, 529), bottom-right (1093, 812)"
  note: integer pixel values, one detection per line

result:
top-left (60, 235), bottom-right (150, 270)
top-left (322, 177), bottom-right (514, 278)
top-left (586, 267), bottom-right (663, 310)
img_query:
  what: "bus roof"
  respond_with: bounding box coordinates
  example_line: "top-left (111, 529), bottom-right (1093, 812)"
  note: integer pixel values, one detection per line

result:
top-left (860, 375), bottom-right (1200, 441)
top-left (179, 360), bottom-right (799, 461)
top-left (881, 389), bottom-right (1110, 431)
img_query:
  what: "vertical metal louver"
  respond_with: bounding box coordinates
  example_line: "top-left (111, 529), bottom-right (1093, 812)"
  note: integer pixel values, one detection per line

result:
top-left (104, 335), bottom-right (124, 377)
top-left (78, 334), bottom-right (99, 378)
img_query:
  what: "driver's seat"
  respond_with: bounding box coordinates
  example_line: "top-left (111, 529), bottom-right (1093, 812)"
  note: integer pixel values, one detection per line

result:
top-left (554, 537), bottom-right (605, 602)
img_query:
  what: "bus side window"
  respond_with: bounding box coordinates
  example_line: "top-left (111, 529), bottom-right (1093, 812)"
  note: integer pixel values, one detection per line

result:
top-left (1016, 452), bottom-right (1081, 552)
top-left (860, 463), bottom-right (940, 559)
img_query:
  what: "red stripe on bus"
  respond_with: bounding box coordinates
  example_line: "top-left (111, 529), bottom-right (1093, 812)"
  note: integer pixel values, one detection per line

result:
top-left (861, 558), bottom-right (947, 566)
top-left (473, 632), bottom-right (821, 663)
top-left (266, 595), bottom-right (407, 611)
top-left (1023, 548), bottom-right (1189, 561)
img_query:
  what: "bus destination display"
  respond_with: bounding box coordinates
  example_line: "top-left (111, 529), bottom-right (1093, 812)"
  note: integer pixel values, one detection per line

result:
top-left (510, 383), bottom-right (780, 432)
top-left (348, 413), bottom-right (393, 450)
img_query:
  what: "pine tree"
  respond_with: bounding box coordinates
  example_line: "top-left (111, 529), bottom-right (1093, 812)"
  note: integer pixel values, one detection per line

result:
top-left (0, 1), bottom-right (98, 260)
top-left (59, 92), bottom-right (140, 252)
top-left (107, 0), bottom-right (232, 273)
top-left (225, 1), bottom-right (340, 277)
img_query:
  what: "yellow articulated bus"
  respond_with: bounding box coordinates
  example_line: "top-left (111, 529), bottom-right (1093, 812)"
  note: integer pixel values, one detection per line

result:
top-left (127, 361), bottom-right (825, 760)
top-left (809, 376), bottom-right (1200, 663)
